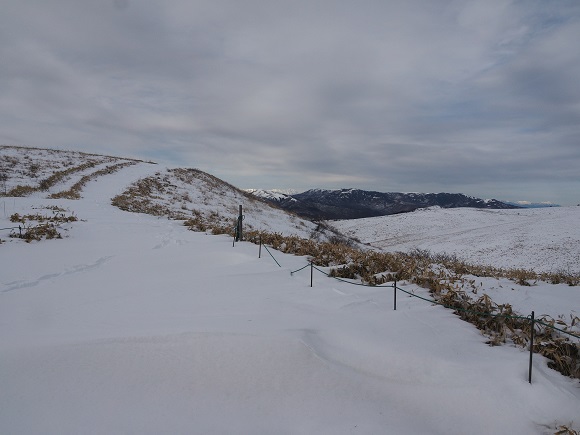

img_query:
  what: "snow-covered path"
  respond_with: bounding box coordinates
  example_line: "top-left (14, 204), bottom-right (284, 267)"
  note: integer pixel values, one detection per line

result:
top-left (1, 163), bottom-right (579, 434)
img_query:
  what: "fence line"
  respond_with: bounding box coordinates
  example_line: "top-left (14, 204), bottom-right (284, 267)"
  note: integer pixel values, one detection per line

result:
top-left (244, 238), bottom-right (579, 382)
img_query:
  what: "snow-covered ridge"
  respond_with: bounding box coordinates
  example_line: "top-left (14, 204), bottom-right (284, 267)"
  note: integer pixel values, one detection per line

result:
top-left (244, 188), bottom-right (297, 202)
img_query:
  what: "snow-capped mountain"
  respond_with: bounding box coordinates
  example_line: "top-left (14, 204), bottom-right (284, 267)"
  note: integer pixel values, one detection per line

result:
top-left (244, 188), bottom-right (299, 203)
top-left (249, 188), bottom-right (519, 220)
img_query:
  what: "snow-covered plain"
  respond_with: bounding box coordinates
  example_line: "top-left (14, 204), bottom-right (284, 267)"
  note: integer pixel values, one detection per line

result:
top-left (331, 206), bottom-right (580, 275)
top-left (1, 151), bottom-right (579, 434)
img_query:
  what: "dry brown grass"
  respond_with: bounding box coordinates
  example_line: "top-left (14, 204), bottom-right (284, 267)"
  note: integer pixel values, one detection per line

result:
top-left (8, 209), bottom-right (78, 243)
top-left (555, 425), bottom-right (579, 435)
top-left (112, 174), bottom-right (191, 220)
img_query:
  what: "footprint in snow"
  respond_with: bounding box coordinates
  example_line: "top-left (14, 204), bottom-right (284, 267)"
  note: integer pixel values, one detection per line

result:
top-left (1, 256), bottom-right (113, 293)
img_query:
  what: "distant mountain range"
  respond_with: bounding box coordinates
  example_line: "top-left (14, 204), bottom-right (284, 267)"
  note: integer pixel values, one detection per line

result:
top-left (247, 188), bottom-right (519, 220)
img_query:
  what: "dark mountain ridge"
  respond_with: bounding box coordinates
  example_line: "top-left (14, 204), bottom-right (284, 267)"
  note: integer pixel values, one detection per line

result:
top-left (251, 188), bottom-right (519, 220)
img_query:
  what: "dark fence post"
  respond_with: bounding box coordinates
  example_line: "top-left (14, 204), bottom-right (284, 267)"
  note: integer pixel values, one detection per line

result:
top-left (310, 262), bottom-right (313, 287)
top-left (529, 310), bottom-right (535, 384)
top-left (394, 280), bottom-right (397, 311)
top-left (232, 215), bottom-right (237, 247)
top-left (259, 234), bottom-right (262, 258)
top-left (236, 205), bottom-right (243, 242)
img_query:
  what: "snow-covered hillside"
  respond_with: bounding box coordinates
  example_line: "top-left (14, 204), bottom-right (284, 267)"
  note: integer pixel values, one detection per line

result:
top-left (331, 206), bottom-right (580, 275)
top-left (1, 145), bottom-right (320, 239)
top-left (1, 147), bottom-right (579, 434)
top-left (112, 168), bottom-right (318, 239)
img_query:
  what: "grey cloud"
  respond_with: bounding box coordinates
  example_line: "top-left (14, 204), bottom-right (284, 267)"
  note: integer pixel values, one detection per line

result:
top-left (1, 0), bottom-right (579, 204)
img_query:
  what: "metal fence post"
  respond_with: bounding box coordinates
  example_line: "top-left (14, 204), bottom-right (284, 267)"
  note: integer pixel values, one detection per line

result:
top-left (394, 280), bottom-right (397, 311)
top-left (236, 205), bottom-right (243, 242)
top-left (310, 262), bottom-right (313, 287)
top-left (529, 311), bottom-right (535, 384)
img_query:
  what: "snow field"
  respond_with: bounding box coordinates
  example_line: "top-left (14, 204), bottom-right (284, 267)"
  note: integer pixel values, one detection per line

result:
top-left (1, 159), bottom-right (579, 434)
top-left (331, 206), bottom-right (580, 275)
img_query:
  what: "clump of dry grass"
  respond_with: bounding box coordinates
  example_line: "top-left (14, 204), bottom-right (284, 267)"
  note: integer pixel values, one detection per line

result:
top-left (10, 223), bottom-right (62, 242)
top-left (8, 208), bottom-right (79, 243)
top-left (112, 175), bottom-right (191, 220)
top-left (6, 184), bottom-right (37, 197)
top-left (555, 424), bottom-right (579, 435)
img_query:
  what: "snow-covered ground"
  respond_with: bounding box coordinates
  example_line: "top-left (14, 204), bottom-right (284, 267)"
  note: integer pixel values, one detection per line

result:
top-left (1, 150), bottom-right (579, 434)
top-left (331, 206), bottom-right (580, 275)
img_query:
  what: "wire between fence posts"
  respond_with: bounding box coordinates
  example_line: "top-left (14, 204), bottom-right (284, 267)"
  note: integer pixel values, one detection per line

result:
top-left (290, 263), bottom-right (310, 275)
top-left (535, 320), bottom-right (580, 340)
top-left (263, 244), bottom-right (282, 268)
top-left (529, 310), bottom-right (535, 384)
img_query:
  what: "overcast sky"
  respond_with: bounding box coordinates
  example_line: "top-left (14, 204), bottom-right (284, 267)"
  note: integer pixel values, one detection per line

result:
top-left (1, 0), bottom-right (579, 204)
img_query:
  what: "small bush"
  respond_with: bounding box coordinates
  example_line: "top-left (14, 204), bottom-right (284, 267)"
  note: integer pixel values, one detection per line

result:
top-left (8, 208), bottom-right (78, 243)
top-left (11, 223), bottom-right (62, 242)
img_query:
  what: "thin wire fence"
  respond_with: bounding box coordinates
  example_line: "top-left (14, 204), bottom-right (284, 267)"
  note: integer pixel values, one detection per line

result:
top-left (241, 237), bottom-right (580, 382)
